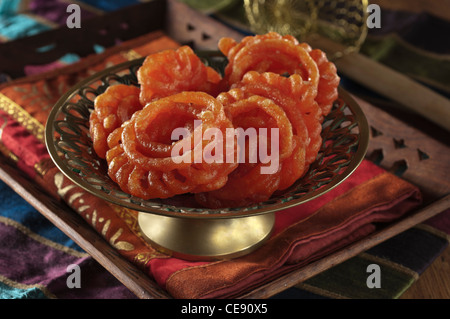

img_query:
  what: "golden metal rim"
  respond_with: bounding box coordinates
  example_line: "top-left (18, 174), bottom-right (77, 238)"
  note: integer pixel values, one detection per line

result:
top-left (45, 57), bottom-right (369, 219)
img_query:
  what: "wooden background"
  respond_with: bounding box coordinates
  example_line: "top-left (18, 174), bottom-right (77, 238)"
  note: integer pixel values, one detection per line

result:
top-left (365, 0), bottom-right (450, 299)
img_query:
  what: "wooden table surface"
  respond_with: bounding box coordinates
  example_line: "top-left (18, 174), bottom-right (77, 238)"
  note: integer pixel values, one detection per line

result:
top-left (400, 245), bottom-right (450, 299)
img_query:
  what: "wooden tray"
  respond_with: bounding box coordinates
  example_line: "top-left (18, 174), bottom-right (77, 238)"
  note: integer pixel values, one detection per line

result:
top-left (1, 0), bottom-right (449, 299)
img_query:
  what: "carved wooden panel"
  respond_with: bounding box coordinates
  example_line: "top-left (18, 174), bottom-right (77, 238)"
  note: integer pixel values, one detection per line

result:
top-left (355, 96), bottom-right (450, 202)
top-left (165, 0), bottom-right (244, 50)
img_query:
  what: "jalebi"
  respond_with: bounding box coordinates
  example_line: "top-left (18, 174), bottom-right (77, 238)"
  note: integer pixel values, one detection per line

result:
top-left (137, 45), bottom-right (222, 106)
top-left (89, 84), bottom-right (143, 159)
top-left (218, 32), bottom-right (319, 90)
top-left (106, 91), bottom-right (238, 199)
top-left (232, 71), bottom-right (321, 167)
top-left (195, 92), bottom-right (294, 208)
top-left (306, 47), bottom-right (340, 116)
top-left (219, 32), bottom-right (339, 116)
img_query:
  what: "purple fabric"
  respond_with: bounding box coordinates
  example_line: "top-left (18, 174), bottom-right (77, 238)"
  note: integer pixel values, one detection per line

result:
top-left (0, 221), bottom-right (136, 298)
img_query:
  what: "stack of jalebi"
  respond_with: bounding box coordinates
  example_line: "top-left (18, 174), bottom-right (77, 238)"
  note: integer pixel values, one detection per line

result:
top-left (89, 32), bottom-right (340, 207)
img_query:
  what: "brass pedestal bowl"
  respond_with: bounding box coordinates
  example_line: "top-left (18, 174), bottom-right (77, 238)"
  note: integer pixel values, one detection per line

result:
top-left (45, 55), bottom-right (369, 260)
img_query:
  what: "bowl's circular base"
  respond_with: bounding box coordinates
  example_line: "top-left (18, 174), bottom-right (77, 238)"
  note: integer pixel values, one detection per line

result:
top-left (138, 212), bottom-right (275, 260)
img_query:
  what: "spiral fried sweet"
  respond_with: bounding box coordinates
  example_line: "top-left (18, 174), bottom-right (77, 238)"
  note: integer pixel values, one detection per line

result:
top-left (218, 32), bottom-right (320, 90)
top-left (219, 32), bottom-right (339, 116)
top-left (299, 43), bottom-right (340, 116)
top-left (105, 91), bottom-right (238, 199)
top-left (195, 90), bottom-right (295, 208)
top-left (232, 71), bottom-right (321, 168)
top-left (89, 84), bottom-right (143, 159)
top-left (137, 46), bottom-right (222, 106)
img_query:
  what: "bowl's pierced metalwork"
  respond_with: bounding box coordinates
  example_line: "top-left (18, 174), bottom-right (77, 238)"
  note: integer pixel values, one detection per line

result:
top-left (46, 54), bottom-right (369, 218)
